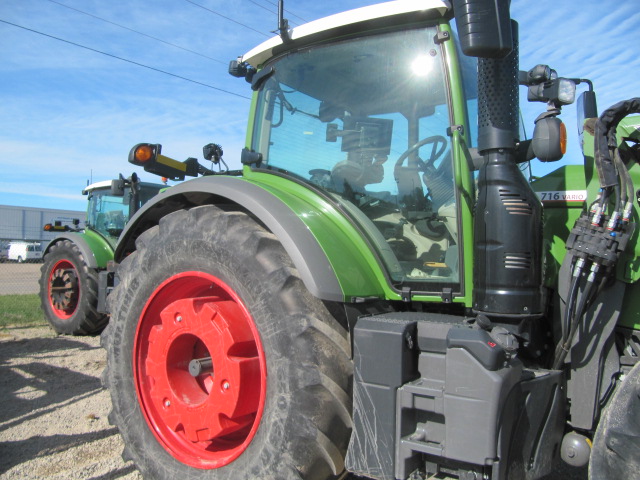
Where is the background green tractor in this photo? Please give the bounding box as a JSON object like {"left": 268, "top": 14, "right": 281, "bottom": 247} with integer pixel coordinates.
{"left": 39, "top": 174, "right": 164, "bottom": 335}
{"left": 101, "top": 1, "right": 640, "bottom": 479}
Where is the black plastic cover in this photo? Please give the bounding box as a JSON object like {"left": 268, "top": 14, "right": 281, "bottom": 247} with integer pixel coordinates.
{"left": 473, "top": 151, "right": 544, "bottom": 316}
{"left": 446, "top": 326, "right": 506, "bottom": 371}
{"left": 241, "top": 147, "right": 263, "bottom": 166}
{"left": 416, "top": 313, "right": 465, "bottom": 352}
{"left": 346, "top": 315, "right": 418, "bottom": 480}
{"left": 452, "top": 0, "right": 513, "bottom": 58}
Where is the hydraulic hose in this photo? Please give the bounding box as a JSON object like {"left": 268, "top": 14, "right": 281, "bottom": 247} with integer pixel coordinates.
{"left": 557, "top": 98, "right": 640, "bottom": 370}
{"left": 613, "top": 149, "right": 628, "bottom": 205}
{"left": 594, "top": 97, "right": 640, "bottom": 189}
{"left": 553, "top": 262, "right": 600, "bottom": 370}
{"left": 553, "top": 258, "right": 584, "bottom": 367}
{"left": 562, "top": 258, "right": 584, "bottom": 344}
{"left": 615, "top": 147, "right": 636, "bottom": 223}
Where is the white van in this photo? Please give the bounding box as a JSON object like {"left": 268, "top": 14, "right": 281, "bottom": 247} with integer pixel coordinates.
{"left": 8, "top": 242, "right": 43, "bottom": 263}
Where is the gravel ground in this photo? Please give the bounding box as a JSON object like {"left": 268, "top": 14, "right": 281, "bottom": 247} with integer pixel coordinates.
{"left": 0, "top": 326, "right": 587, "bottom": 480}
{"left": 0, "top": 326, "right": 141, "bottom": 480}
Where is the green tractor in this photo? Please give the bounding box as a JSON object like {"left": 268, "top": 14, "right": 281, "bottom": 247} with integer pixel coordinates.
{"left": 101, "top": 1, "right": 640, "bottom": 479}
{"left": 40, "top": 174, "right": 164, "bottom": 335}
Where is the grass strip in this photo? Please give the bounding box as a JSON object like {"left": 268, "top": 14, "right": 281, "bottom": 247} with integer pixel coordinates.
{"left": 0, "top": 294, "right": 46, "bottom": 328}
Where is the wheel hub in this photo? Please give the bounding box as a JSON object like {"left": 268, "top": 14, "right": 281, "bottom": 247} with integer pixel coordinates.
{"left": 134, "top": 273, "right": 266, "bottom": 469}
{"left": 48, "top": 260, "right": 79, "bottom": 317}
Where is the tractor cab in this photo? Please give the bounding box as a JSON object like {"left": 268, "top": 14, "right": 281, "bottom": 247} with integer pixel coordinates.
{"left": 239, "top": 3, "right": 477, "bottom": 297}
{"left": 83, "top": 177, "right": 164, "bottom": 245}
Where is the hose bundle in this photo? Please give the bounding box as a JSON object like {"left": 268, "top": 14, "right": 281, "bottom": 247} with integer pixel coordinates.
{"left": 552, "top": 98, "right": 640, "bottom": 369}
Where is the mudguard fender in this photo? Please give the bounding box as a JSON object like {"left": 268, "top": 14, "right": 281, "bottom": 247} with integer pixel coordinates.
{"left": 114, "top": 176, "right": 345, "bottom": 302}
{"left": 44, "top": 232, "right": 112, "bottom": 269}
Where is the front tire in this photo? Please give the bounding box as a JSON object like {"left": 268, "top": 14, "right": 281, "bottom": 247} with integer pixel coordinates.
{"left": 39, "top": 239, "right": 108, "bottom": 335}
{"left": 102, "top": 205, "right": 352, "bottom": 479}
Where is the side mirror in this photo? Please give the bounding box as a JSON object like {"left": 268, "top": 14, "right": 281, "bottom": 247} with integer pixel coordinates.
{"left": 577, "top": 90, "right": 598, "bottom": 132}
{"left": 577, "top": 91, "right": 598, "bottom": 153}
{"left": 326, "top": 123, "right": 339, "bottom": 142}
{"left": 110, "top": 179, "right": 125, "bottom": 196}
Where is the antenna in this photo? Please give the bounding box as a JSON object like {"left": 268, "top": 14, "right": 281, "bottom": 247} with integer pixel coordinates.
{"left": 278, "top": 0, "right": 291, "bottom": 43}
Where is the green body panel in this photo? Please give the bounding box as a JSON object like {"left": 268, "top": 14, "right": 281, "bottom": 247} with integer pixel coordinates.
{"left": 531, "top": 165, "right": 587, "bottom": 288}
{"left": 77, "top": 229, "right": 115, "bottom": 268}
{"left": 243, "top": 170, "right": 390, "bottom": 299}
{"left": 618, "top": 115, "right": 640, "bottom": 141}
{"left": 619, "top": 283, "right": 640, "bottom": 330}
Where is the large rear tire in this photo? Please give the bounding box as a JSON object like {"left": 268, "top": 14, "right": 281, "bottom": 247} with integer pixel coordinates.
{"left": 589, "top": 361, "right": 640, "bottom": 479}
{"left": 39, "top": 239, "right": 108, "bottom": 335}
{"left": 102, "top": 205, "right": 352, "bottom": 479}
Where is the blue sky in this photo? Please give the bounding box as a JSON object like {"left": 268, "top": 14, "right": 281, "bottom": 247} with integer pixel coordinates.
{"left": 1, "top": 0, "right": 639, "bottom": 211}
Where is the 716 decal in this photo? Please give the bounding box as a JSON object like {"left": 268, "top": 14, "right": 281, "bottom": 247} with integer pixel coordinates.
{"left": 536, "top": 190, "right": 587, "bottom": 203}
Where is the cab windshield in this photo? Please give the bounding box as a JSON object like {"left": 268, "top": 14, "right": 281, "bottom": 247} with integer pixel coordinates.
{"left": 252, "top": 26, "right": 460, "bottom": 291}
{"left": 87, "top": 184, "right": 163, "bottom": 241}
{"left": 87, "top": 189, "right": 130, "bottom": 240}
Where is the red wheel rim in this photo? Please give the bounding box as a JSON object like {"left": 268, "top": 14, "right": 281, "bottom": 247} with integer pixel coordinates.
{"left": 134, "top": 272, "right": 267, "bottom": 469}
{"left": 48, "top": 259, "right": 79, "bottom": 319}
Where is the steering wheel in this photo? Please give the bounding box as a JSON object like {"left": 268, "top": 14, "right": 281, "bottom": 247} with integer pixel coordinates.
{"left": 394, "top": 135, "right": 448, "bottom": 171}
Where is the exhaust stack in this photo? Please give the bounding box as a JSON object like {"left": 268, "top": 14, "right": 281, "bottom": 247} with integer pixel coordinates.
{"left": 453, "top": 2, "right": 544, "bottom": 318}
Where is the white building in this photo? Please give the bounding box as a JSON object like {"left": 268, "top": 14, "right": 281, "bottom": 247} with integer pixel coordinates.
{"left": 0, "top": 204, "right": 86, "bottom": 246}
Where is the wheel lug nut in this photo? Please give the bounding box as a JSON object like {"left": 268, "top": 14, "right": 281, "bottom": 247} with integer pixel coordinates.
{"left": 164, "top": 400, "right": 171, "bottom": 407}
{"left": 223, "top": 381, "right": 230, "bottom": 390}
{"left": 176, "top": 315, "right": 182, "bottom": 323}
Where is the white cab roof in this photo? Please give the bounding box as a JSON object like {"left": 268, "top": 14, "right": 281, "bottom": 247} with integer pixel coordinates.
{"left": 83, "top": 180, "right": 112, "bottom": 194}
{"left": 241, "top": 0, "right": 450, "bottom": 67}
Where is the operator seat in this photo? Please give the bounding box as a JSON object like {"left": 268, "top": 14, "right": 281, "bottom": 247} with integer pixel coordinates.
{"left": 331, "top": 155, "right": 385, "bottom": 195}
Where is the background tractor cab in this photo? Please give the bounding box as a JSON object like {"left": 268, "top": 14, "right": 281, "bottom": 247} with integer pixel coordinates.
{"left": 82, "top": 174, "right": 165, "bottom": 246}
